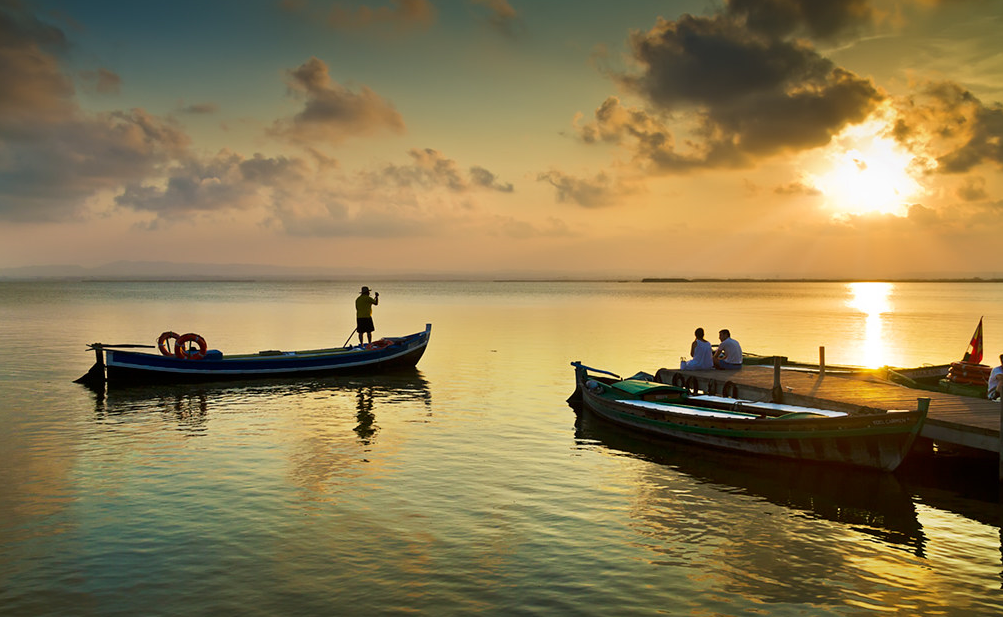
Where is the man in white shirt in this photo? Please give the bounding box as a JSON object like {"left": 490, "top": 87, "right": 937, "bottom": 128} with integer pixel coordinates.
{"left": 713, "top": 329, "right": 743, "bottom": 370}
{"left": 988, "top": 354, "right": 1003, "bottom": 401}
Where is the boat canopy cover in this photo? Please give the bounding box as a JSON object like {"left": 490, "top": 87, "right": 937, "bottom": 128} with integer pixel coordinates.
{"left": 611, "top": 379, "right": 685, "bottom": 397}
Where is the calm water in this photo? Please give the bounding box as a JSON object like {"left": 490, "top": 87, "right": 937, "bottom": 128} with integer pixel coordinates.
{"left": 2, "top": 280, "right": 1003, "bottom": 616}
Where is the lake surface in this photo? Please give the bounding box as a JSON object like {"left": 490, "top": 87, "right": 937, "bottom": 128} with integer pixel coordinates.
{"left": 2, "top": 280, "right": 1003, "bottom": 616}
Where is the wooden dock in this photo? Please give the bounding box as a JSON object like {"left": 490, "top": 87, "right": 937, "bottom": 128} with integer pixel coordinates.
{"left": 658, "top": 365, "right": 1002, "bottom": 455}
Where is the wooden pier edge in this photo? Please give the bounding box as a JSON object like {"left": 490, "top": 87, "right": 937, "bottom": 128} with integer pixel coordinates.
{"left": 655, "top": 364, "right": 1003, "bottom": 478}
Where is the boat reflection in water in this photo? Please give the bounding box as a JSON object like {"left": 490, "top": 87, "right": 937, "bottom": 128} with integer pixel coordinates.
{"left": 571, "top": 403, "right": 925, "bottom": 557}
{"left": 89, "top": 370, "right": 433, "bottom": 443}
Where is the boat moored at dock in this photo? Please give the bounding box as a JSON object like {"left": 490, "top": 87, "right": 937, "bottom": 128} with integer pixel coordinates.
{"left": 570, "top": 361, "right": 928, "bottom": 471}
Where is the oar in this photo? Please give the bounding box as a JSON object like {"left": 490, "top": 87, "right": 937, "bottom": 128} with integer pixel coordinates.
{"left": 342, "top": 328, "right": 358, "bottom": 347}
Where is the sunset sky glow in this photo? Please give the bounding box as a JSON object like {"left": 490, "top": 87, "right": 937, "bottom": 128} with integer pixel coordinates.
{"left": 2, "top": 0, "right": 1003, "bottom": 278}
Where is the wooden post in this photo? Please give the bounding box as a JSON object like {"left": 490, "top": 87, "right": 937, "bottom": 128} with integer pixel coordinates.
{"left": 819, "top": 346, "right": 825, "bottom": 377}
{"left": 771, "top": 356, "right": 784, "bottom": 403}
{"left": 73, "top": 343, "right": 105, "bottom": 388}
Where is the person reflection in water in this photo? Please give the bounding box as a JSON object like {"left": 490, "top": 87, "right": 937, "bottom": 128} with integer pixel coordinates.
{"left": 681, "top": 328, "right": 714, "bottom": 370}
{"left": 355, "top": 386, "right": 378, "bottom": 444}
{"left": 713, "top": 329, "right": 743, "bottom": 370}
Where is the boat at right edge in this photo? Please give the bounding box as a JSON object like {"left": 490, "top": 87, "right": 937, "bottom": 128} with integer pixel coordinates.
{"left": 570, "top": 362, "right": 928, "bottom": 472}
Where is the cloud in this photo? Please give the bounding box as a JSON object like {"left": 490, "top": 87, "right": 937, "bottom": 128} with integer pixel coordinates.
{"left": 622, "top": 13, "right": 882, "bottom": 157}
{"left": 109, "top": 145, "right": 520, "bottom": 239}
{"left": 957, "top": 177, "right": 987, "bottom": 202}
{"left": 375, "top": 148, "right": 513, "bottom": 192}
{"left": 775, "top": 179, "right": 822, "bottom": 196}
{"left": 180, "top": 102, "right": 219, "bottom": 115}
{"left": 726, "top": 0, "right": 873, "bottom": 41}
{"left": 536, "top": 170, "right": 634, "bottom": 208}
{"left": 80, "top": 68, "right": 121, "bottom": 95}
{"left": 891, "top": 80, "right": 1003, "bottom": 174}
{"left": 0, "top": 3, "right": 74, "bottom": 131}
{"left": 325, "top": 0, "right": 436, "bottom": 33}
{"left": 572, "top": 4, "right": 883, "bottom": 177}
{"left": 0, "top": 3, "right": 197, "bottom": 222}
{"left": 469, "top": 165, "right": 514, "bottom": 192}
{"left": 574, "top": 97, "right": 727, "bottom": 171}
{"left": 471, "top": 0, "right": 524, "bottom": 38}
{"left": 111, "top": 147, "right": 446, "bottom": 238}
{"left": 114, "top": 150, "right": 310, "bottom": 217}
{"left": 270, "top": 56, "right": 405, "bottom": 145}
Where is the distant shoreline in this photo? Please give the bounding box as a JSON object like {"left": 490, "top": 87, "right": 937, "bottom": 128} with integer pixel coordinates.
{"left": 2, "top": 276, "right": 1002, "bottom": 284}
{"left": 639, "top": 277, "right": 1003, "bottom": 283}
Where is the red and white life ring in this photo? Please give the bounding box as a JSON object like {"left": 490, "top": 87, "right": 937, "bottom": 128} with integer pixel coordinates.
{"left": 157, "top": 331, "right": 180, "bottom": 357}
{"left": 175, "top": 332, "right": 208, "bottom": 360}
{"left": 365, "top": 338, "right": 394, "bottom": 351}
{"left": 948, "top": 361, "right": 990, "bottom": 384}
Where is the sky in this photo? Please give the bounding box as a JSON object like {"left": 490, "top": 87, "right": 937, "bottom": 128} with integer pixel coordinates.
{"left": 2, "top": 0, "right": 1003, "bottom": 279}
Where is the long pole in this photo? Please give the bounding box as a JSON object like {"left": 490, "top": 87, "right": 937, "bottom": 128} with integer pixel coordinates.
{"left": 343, "top": 328, "right": 358, "bottom": 348}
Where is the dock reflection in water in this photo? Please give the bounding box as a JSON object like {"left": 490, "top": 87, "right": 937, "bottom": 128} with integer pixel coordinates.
{"left": 572, "top": 403, "right": 925, "bottom": 545}
{"left": 572, "top": 405, "right": 939, "bottom": 608}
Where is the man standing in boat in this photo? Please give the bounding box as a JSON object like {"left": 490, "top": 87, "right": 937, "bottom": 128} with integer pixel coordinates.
{"left": 713, "top": 329, "right": 743, "bottom": 370}
{"left": 356, "top": 286, "right": 379, "bottom": 346}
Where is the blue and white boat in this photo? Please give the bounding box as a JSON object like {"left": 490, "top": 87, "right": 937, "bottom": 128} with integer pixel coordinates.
{"left": 77, "top": 324, "right": 431, "bottom": 387}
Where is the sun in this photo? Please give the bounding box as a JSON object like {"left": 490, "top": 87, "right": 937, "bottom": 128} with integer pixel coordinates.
{"left": 809, "top": 117, "right": 925, "bottom": 217}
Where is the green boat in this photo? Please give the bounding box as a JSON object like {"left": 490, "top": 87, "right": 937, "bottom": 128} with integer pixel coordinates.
{"left": 570, "top": 362, "right": 928, "bottom": 472}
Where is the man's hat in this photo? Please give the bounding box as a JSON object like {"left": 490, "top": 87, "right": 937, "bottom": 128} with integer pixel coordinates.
{"left": 361, "top": 286, "right": 370, "bottom": 293}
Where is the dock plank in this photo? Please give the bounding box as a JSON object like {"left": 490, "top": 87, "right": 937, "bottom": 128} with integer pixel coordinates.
{"left": 661, "top": 365, "right": 1003, "bottom": 453}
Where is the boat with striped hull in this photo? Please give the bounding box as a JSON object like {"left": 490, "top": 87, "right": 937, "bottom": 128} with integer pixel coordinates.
{"left": 570, "top": 361, "right": 927, "bottom": 471}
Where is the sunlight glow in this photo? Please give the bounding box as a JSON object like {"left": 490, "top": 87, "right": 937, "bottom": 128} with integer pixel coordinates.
{"left": 846, "top": 282, "right": 893, "bottom": 368}
{"left": 811, "top": 116, "right": 924, "bottom": 217}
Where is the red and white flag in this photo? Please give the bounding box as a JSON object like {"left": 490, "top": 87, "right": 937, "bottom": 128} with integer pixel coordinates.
{"left": 962, "top": 317, "right": 984, "bottom": 364}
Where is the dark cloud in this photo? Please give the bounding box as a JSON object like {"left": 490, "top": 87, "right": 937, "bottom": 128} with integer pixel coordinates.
{"left": 375, "top": 148, "right": 513, "bottom": 192}
{"left": 726, "top": 0, "right": 873, "bottom": 41}
{"left": 115, "top": 150, "right": 309, "bottom": 216}
{"left": 893, "top": 81, "right": 1003, "bottom": 173}
{"left": 0, "top": 108, "right": 191, "bottom": 221}
{"left": 270, "top": 56, "right": 405, "bottom": 145}
{"left": 325, "top": 0, "right": 435, "bottom": 33}
{"left": 0, "top": 3, "right": 196, "bottom": 221}
{"left": 0, "top": 3, "right": 74, "bottom": 132}
{"left": 574, "top": 5, "right": 883, "bottom": 175}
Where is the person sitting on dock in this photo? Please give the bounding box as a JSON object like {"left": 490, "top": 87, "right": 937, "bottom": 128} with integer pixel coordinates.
{"left": 713, "top": 329, "right": 743, "bottom": 370}
{"left": 356, "top": 286, "right": 379, "bottom": 346}
{"left": 681, "top": 328, "right": 714, "bottom": 370}
{"left": 989, "top": 354, "right": 1003, "bottom": 401}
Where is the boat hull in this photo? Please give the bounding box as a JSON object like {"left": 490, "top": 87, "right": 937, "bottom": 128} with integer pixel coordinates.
{"left": 104, "top": 325, "right": 430, "bottom": 386}
{"left": 573, "top": 365, "right": 925, "bottom": 471}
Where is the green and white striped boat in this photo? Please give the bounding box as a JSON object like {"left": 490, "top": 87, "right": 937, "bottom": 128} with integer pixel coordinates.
{"left": 570, "top": 362, "right": 928, "bottom": 471}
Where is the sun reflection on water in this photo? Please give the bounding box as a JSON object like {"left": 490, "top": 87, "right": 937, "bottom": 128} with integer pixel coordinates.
{"left": 846, "top": 282, "right": 893, "bottom": 368}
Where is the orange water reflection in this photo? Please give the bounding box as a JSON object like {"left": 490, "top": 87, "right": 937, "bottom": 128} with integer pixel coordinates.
{"left": 846, "top": 282, "right": 893, "bottom": 368}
